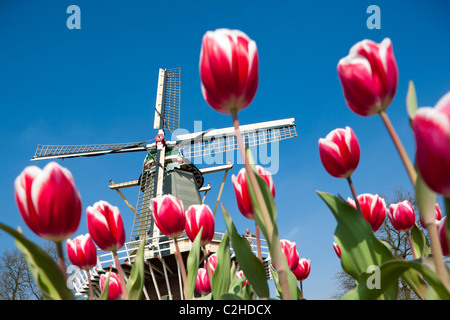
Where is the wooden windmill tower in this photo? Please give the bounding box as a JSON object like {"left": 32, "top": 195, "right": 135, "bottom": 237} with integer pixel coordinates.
{"left": 31, "top": 68, "right": 298, "bottom": 299}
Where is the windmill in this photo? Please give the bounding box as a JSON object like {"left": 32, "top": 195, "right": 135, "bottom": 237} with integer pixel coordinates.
{"left": 31, "top": 67, "right": 298, "bottom": 299}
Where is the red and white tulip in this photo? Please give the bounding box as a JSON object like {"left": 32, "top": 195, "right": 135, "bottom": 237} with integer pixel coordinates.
{"left": 200, "top": 28, "right": 259, "bottom": 114}
{"left": 348, "top": 193, "right": 386, "bottom": 232}
{"left": 318, "top": 126, "right": 360, "bottom": 179}
{"left": 185, "top": 204, "right": 215, "bottom": 246}
{"left": 100, "top": 272, "right": 123, "bottom": 300}
{"left": 337, "top": 38, "right": 398, "bottom": 116}
{"left": 151, "top": 195, "right": 185, "bottom": 239}
{"left": 195, "top": 268, "right": 211, "bottom": 295}
{"left": 292, "top": 258, "right": 311, "bottom": 282}
{"left": 232, "top": 165, "right": 275, "bottom": 220}
{"left": 412, "top": 92, "right": 450, "bottom": 197}
{"left": 66, "top": 233, "right": 97, "bottom": 271}
{"left": 14, "top": 162, "right": 82, "bottom": 242}
{"left": 86, "top": 200, "right": 126, "bottom": 252}
{"left": 388, "top": 200, "right": 416, "bottom": 232}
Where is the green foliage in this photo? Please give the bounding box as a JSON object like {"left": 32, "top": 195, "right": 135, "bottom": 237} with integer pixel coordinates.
{"left": 317, "top": 191, "right": 450, "bottom": 300}
{"left": 126, "top": 238, "right": 146, "bottom": 300}
{"left": 0, "top": 222, "right": 74, "bottom": 300}
{"left": 186, "top": 227, "right": 203, "bottom": 300}
{"left": 222, "top": 204, "right": 270, "bottom": 298}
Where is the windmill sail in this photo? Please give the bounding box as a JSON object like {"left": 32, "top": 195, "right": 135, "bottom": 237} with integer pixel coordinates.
{"left": 31, "top": 141, "right": 151, "bottom": 161}
{"left": 153, "top": 68, "right": 181, "bottom": 133}
{"left": 174, "top": 118, "right": 297, "bottom": 159}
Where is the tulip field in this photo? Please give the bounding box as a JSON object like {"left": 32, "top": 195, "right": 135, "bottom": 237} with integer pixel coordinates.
{"left": 0, "top": 2, "right": 449, "bottom": 305}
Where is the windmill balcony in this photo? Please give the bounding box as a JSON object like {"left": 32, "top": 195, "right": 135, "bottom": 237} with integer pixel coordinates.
{"left": 69, "top": 231, "right": 271, "bottom": 299}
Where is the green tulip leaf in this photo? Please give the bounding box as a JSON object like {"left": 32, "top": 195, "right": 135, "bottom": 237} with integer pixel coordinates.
{"left": 0, "top": 222, "right": 74, "bottom": 300}
{"left": 126, "top": 237, "right": 146, "bottom": 300}
{"left": 317, "top": 191, "right": 398, "bottom": 299}
{"left": 212, "top": 232, "right": 231, "bottom": 300}
{"left": 186, "top": 227, "right": 202, "bottom": 300}
{"left": 344, "top": 258, "right": 450, "bottom": 300}
{"left": 222, "top": 204, "right": 270, "bottom": 298}
{"left": 99, "top": 270, "right": 111, "bottom": 300}
{"left": 406, "top": 80, "right": 418, "bottom": 122}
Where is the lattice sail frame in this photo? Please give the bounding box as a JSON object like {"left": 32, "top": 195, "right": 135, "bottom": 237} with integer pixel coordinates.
{"left": 153, "top": 68, "right": 181, "bottom": 133}
{"left": 175, "top": 118, "right": 297, "bottom": 159}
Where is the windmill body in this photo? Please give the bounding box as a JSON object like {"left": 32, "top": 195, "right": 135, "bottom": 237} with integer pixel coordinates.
{"left": 31, "top": 68, "right": 297, "bottom": 299}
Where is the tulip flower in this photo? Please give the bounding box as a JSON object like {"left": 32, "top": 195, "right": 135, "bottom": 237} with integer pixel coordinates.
{"left": 231, "top": 165, "right": 275, "bottom": 220}
{"left": 420, "top": 204, "right": 442, "bottom": 229}
{"left": 14, "top": 161, "right": 82, "bottom": 243}
{"left": 438, "top": 217, "right": 449, "bottom": 257}
{"left": 199, "top": 28, "right": 259, "bottom": 115}
{"left": 388, "top": 200, "right": 416, "bottom": 232}
{"left": 318, "top": 127, "right": 360, "bottom": 179}
{"left": 292, "top": 258, "right": 311, "bottom": 282}
{"left": 337, "top": 38, "right": 398, "bottom": 117}
{"left": 67, "top": 233, "right": 97, "bottom": 299}
{"left": 204, "top": 253, "right": 218, "bottom": 275}
{"left": 86, "top": 201, "right": 125, "bottom": 252}
{"left": 151, "top": 194, "right": 185, "bottom": 239}
{"left": 185, "top": 204, "right": 215, "bottom": 246}
{"left": 338, "top": 38, "right": 417, "bottom": 185}
{"left": 348, "top": 193, "right": 386, "bottom": 232}
{"left": 152, "top": 194, "right": 188, "bottom": 298}
{"left": 278, "top": 239, "right": 299, "bottom": 272}
{"left": 236, "top": 270, "right": 250, "bottom": 287}
{"left": 333, "top": 241, "right": 342, "bottom": 259}
{"left": 100, "top": 272, "right": 123, "bottom": 300}
{"left": 412, "top": 92, "right": 450, "bottom": 197}
{"left": 195, "top": 268, "right": 211, "bottom": 295}
{"left": 66, "top": 234, "right": 97, "bottom": 271}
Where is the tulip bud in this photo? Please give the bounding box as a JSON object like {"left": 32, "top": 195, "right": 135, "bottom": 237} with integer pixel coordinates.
{"left": 279, "top": 239, "right": 299, "bottom": 272}
{"left": 438, "top": 217, "right": 449, "bottom": 257}
{"left": 337, "top": 38, "right": 398, "bottom": 117}
{"left": 66, "top": 234, "right": 97, "bottom": 271}
{"left": 231, "top": 165, "right": 275, "bottom": 220}
{"left": 86, "top": 201, "right": 126, "bottom": 252}
{"left": 151, "top": 195, "right": 185, "bottom": 239}
{"left": 318, "top": 127, "right": 360, "bottom": 179}
{"left": 205, "top": 253, "right": 218, "bottom": 275}
{"left": 333, "top": 241, "right": 342, "bottom": 259}
{"left": 412, "top": 92, "right": 450, "bottom": 197}
{"left": 236, "top": 270, "right": 250, "bottom": 287}
{"left": 419, "top": 204, "right": 442, "bottom": 229}
{"left": 195, "top": 268, "right": 211, "bottom": 295}
{"left": 100, "top": 272, "right": 123, "bottom": 300}
{"left": 14, "top": 162, "right": 82, "bottom": 243}
{"left": 388, "top": 200, "right": 416, "bottom": 232}
{"left": 185, "top": 204, "right": 215, "bottom": 246}
{"left": 199, "top": 28, "right": 259, "bottom": 114}
{"left": 348, "top": 193, "right": 386, "bottom": 232}
{"left": 292, "top": 258, "right": 311, "bottom": 282}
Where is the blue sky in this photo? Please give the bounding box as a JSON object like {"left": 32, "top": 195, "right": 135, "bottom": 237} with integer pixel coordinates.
{"left": 0, "top": 1, "right": 449, "bottom": 300}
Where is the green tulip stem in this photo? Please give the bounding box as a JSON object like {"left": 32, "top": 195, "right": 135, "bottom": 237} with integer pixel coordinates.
{"left": 174, "top": 238, "right": 189, "bottom": 300}
{"left": 202, "top": 246, "right": 214, "bottom": 292}
{"left": 379, "top": 111, "right": 417, "bottom": 187}
{"left": 87, "top": 269, "right": 94, "bottom": 300}
{"left": 346, "top": 176, "right": 363, "bottom": 217}
{"left": 55, "top": 241, "right": 67, "bottom": 280}
{"left": 255, "top": 222, "right": 262, "bottom": 261}
{"left": 426, "top": 221, "right": 450, "bottom": 292}
{"left": 112, "top": 250, "right": 128, "bottom": 300}
{"left": 407, "top": 232, "right": 418, "bottom": 260}
{"left": 231, "top": 109, "right": 292, "bottom": 300}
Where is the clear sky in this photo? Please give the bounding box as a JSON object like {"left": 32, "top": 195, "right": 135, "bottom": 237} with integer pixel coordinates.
{"left": 0, "top": 0, "right": 449, "bottom": 300}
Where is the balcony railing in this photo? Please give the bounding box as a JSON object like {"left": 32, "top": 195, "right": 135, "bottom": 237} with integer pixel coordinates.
{"left": 69, "top": 231, "right": 270, "bottom": 297}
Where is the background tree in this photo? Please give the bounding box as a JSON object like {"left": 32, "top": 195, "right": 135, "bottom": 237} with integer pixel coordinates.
{"left": 0, "top": 241, "right": 60, "bottom": 300}
{"left": 332, "top": 186, "right": 447, "bottom": 300}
